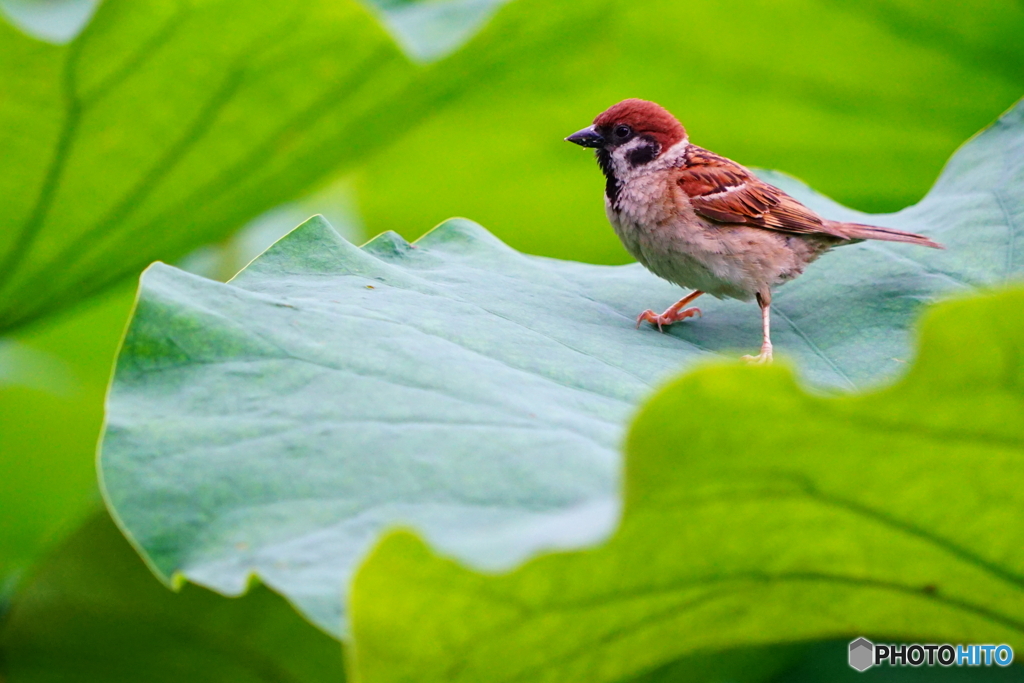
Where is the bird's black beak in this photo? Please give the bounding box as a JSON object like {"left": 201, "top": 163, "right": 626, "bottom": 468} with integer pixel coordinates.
{"left": 565, "top": 125, "right": 605, "bottom": 148}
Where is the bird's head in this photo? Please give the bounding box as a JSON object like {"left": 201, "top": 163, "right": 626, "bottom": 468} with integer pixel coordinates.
{"left": 565, "top": 99, "right": 687, "bottom": 175}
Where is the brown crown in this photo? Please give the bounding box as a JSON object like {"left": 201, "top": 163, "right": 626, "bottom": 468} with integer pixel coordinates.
{"left": 594, "top": 99, "right": 687, "bottom": 149}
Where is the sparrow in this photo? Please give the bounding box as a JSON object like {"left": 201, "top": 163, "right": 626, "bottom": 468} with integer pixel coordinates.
{"left": 566, "top": 99, "right": 942, "bottom": 363}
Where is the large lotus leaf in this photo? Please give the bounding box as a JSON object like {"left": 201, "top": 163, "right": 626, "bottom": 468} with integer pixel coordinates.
{"left": 0, "top": 0, "right": 417, "bottom": 334}
{"left": 349, "top": 283, "right": 1024, "bottom": 683}
{"left": 353, "top": 0, "right": 1024, "bottom": 265}
{"left": 101, "top": 100, "right": 1024, "bottom": 638}
{"left": 0, "top": 510, "right": 347, "bottom": 683}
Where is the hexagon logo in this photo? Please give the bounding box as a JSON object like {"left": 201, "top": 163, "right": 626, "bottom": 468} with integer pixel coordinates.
{"left": 849, "top": 638, "right": 874, "bottom": 672}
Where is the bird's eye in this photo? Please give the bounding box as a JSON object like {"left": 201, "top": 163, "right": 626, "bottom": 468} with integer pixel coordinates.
{"left": 614, "top": 125, "right": 632, "bottom": 139}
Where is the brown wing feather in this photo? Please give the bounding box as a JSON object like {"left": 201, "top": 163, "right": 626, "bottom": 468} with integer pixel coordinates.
{"left": 678, "top": 147, "right": 849, "bottom": 239}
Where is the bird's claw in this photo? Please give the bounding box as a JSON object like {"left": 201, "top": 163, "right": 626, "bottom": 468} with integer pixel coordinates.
{"left": 635, "top": 310, "right": 658, "bottom": 330}
{"left": 635, "top": 307, "right": 702, "bottom": 331}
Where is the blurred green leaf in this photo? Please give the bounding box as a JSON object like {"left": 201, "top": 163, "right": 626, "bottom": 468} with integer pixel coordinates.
{"left": 0, "top": 510, "right": 346, "bottom": 683}
{"left": 0, "top": 340, "right": 77, "bottom": 395}
{"left": 99, "top": 100, "right": 1022, "bottom": 638}
{"left": 0, "top": 0, "right": 415, "bottom": 334}
{"left": 0, "top": 286, "right": 135, "bottom": 586}
{"left": 349, "top": 284, "right": 1024, "bottom": 683}
{"left": 353, "top": 0, "right": 1024, "bottom": 265}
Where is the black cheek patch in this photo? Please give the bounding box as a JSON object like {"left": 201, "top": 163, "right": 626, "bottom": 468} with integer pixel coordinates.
{"left": 626, "top": 141, "right": 659, "bottom": 167}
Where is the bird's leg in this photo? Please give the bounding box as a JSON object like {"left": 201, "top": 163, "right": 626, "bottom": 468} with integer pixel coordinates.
{"left": 742, "top": 292, "right": 773, "bottom": 364}
{"left": 636, "top": 290, "right": 704, "bottom": 331}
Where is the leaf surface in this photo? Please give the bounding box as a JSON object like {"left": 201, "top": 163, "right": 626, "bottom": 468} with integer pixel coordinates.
{"left": 100, "top": 101, "right": 1024, "bottom": 636}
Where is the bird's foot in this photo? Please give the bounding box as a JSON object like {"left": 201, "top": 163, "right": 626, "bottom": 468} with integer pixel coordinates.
{"left": 636, "top": 306, "right": 702, "bottom": 331}
{"left": 742, "top": 343, "right": 773, "bottom": 364}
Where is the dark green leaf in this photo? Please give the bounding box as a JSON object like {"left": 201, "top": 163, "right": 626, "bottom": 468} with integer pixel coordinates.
{"left": 0, "top": 510, "right": 346, "bottom": 683}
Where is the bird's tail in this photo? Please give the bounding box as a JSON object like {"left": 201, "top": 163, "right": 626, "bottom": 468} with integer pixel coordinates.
{"left": 830, "top": 221, "right": 943, "bottom": 249}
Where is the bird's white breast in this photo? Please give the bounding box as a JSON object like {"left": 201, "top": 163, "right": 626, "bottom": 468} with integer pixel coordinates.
{"left": 607, "top": 164, "right": 793, "bottom": 302}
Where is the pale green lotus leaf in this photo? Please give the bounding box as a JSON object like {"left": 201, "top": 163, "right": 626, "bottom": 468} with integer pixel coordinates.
{"left": 101, "top": 101, "right": 1023, "bottom": 636}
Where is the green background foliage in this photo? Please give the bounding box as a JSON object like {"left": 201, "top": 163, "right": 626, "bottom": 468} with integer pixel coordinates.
{"left": 0, "top": 0, "right": 414, "bottom": 334}
{"left": 354, "top": 0, "right": 1024, "bottom": 264}
{"left": 1, "top": 0, "right": 1023, "bottom": 679}
{"left": 0, "top": 287, "right": 133, "bottom": 586}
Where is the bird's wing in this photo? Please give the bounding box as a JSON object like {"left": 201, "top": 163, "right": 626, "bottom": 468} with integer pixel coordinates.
{"left": 676, "top": 146, "right": 849, "bottom": 238}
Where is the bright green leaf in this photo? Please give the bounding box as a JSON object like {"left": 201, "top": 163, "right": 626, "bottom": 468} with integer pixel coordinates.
{"left": 349, "top": 284, "right": 1024, "bottom": 683}
{"left": 0, "top": 510, "right": 346, "bottom": 683}
{"left": 100, "top": 101, "right": 1023, "bottom": 637}
{"left": 354, "top": 0, "right": 1024, "bottom": 264}
{"left": 0, "top": 0, "right": 415, "bottom": 334}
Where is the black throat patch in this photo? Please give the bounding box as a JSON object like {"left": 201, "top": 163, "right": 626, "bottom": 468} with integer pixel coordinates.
{"left": 626, "top": 139, "right": 659, "bottom": 168}
{"left": 596, "top": 148, "right": 620, "bottom": 204}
